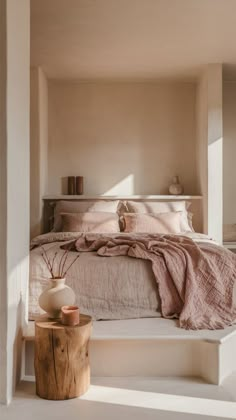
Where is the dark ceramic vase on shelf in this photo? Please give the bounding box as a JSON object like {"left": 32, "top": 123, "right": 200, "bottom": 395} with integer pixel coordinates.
{"left": 68, "top": 176, "right": 76, "bottom": 195}
{"left": 76, "top": 176, "right": 84, "bottom": 195}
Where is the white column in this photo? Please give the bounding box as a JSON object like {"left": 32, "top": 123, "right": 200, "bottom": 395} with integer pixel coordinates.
{"left": 207, "top": 64, "right": 223, "bottom": 244}
{"left": 0, "top": 0, "right": 30, "bottom": 404}
{"left": 30, "top": 67, "right": 48, "bottom": 238}
{"left": 196, "top": 64, "right": 223, "bottom": 243}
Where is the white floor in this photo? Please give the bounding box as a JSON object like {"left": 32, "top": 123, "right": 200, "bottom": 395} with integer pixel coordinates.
{"left": 1, "top": 376, "right": 236, "bottom": 420}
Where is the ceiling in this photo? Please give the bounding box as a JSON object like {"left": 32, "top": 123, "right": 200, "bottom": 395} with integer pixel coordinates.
{"left": 30, "top": 0, "right": 236, "bottom": 81}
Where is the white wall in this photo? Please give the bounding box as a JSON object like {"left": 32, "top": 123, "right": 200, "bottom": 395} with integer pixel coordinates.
{"left": 0, "top": 0, "right": 30, "bottom": 404}
{"left": 207, "top": 64, "right": 223, "bottom": 244}
{"left": 30, "top": 67, "right": 48, "bottom": 238}
{"left": 48, "top": 81, "right": 197, "bottom": 196}
{"left": 223, "top": 81, "right": 236, "bottom": 225}
{"left": 196, "top": 64, "right": 223, "bottom": 243}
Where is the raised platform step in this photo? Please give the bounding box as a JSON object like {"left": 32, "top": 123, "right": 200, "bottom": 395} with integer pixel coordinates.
{"left": 22, "top": 318, "right": 236, "bottom": 385}
{"left": 24, "top": 318, "right": 236, "bottom": 343}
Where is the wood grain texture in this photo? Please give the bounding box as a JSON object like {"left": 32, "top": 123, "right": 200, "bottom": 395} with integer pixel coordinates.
{"left": 34, "top": 314, "right": 92, "bottom": 400}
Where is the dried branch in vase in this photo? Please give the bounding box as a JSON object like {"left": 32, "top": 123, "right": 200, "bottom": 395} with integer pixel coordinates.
{"left": 40, "top": 246, "right": 80, "bottom": 278}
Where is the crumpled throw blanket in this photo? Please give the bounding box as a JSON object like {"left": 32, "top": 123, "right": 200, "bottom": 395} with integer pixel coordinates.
{"left": 62, "top": 233, "right": 236, "bottom": 330}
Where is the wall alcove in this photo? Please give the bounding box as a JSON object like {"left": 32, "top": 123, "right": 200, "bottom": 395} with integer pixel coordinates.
{"left": 30, "top": 64, "right": 223, "bottom": 243}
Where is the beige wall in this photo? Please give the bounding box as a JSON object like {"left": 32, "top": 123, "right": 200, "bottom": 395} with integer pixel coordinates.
{"left": 30, "top": 67, "right": 48, "bottom": 238}
{"left": 223, "top": 81, "right": 236, "bottom": 225}
{"left": 48, "top": 81, "right": 197, "bottom": 196}
{"left": 0, "top": 0, "right": 8, "bottom": 404}
{"left": 196, "top": 71, "right": 208, "bottom": 234}
{"left": 0, "top": 0, "right": 30, "bottom": 404}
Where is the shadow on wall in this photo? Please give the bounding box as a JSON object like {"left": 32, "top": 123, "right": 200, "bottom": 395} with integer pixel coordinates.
{"left": 13, "top": 298, "right": 25, "bottom": 393}
{"left": 6, "top": 253, "right": 29, "bottom": 403}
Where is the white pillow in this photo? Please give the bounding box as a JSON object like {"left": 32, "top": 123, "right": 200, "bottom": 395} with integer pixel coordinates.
{"left": 53, "top": 200, "right": 120, "bottom": 232}
{"left": 125, "top": 200, "right": 193, "bottom": 232}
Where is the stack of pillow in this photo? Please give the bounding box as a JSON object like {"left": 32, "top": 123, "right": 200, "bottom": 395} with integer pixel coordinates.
{"left": 52, "top": 200, "right": 194, "bottom": 234}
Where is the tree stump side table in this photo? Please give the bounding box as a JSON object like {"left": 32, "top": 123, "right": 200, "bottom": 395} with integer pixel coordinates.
{"left": 34, "top": 314, "right": 92, "bottom": 400}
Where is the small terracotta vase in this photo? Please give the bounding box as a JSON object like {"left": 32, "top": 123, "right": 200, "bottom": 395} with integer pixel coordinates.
{"left": 61, "top": 305, "right": 80, "bottom": 326}
{"left": 169, "top": 176, "right": 184, "bottom": 195}
{"left": 39, "top": 278, "right": 76, "bottom": 319}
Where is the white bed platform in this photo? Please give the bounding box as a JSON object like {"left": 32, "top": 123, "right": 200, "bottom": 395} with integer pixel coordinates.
{"left": 22, "top": 318, "right": 236, "bottom": 385}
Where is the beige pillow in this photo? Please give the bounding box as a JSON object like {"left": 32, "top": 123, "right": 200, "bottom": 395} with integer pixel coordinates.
{"left": 125, "top": 200, "right": 190, "bottom": 213}
{"left": 61, "top": 212, "right": 120, "bottom": 233}
{"left": 53, "top": 200, "right": 120, "bottom": 231}
{"left": 125, "top": 200, "right": 193, "bottom": 232}
{"left": 123, "top": 212, "right": 182, "bottom": 234}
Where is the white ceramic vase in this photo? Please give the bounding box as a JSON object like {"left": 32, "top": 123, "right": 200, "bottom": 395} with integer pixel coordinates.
{"left": 169, "top": 175, "right": 183, "bottom": 195}
{"left": 39, "top": 278, "right": 76, "bottom": 319}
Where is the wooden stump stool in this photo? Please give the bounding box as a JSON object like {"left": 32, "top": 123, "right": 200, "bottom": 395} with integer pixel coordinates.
{"left": 34, "top": 314, "right": 92, "bottom": 400}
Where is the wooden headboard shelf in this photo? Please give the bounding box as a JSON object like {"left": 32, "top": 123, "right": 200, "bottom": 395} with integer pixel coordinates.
{"left": 43, "top": 195, "right": 202, "bottom": 200}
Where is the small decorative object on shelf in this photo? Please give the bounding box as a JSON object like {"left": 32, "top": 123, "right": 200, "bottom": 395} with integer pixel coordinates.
{"left": 68, "top": 176, "right": 76, "bottom": 195}
{"left": 76, "top": 176, "right": 84, "bottom": 195}
{"left": 169, "top": 175, "right": 184, "bottom": 195}
{"left": 34, "top": 314, "right": 92, "bottom": 400}
{"left": 38, "top": 246, "right": 79, "bottom": 318}
{"left": 61, "top": 305, "right": 80, "bottom": 326}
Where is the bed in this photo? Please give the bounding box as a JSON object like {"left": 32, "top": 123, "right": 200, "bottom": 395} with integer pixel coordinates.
{"left": 29, "top": 197, "right": 236, "bottom": 329}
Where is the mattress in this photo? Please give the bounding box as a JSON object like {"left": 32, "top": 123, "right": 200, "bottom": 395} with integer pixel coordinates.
{"left": 29, "top": 235, "right": 161, "bottom": 320}
{"left": 29, "top": 231, "right": 234, "bottom": 321}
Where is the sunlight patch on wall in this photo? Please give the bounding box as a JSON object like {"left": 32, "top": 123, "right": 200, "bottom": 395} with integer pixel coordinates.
{"left": 208, "top": 136, "right": 223, "bottom": 244}
{"left": 102, "top": 174, "right": 134, "bottom": 196}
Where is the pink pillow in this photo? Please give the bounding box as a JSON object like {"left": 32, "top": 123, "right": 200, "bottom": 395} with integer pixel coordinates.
{"left": 61, "top": 212, "right": 120, "bottom": 233}
{"left": 123, "top": 212, "right": 182, "bottom": 234}
{"left": 125, "top": 200, "right": 193, "bottom": 232}
{"left": 53, "top": 200, "right": 120, "bottom": 231}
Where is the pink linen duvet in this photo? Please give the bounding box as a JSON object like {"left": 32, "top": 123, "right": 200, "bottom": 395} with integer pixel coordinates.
{"left": 65, "top": 233, "right": 236, "bottom": 330}
{"left": 30, "top": 232, "right": 236, "bottom": 330}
